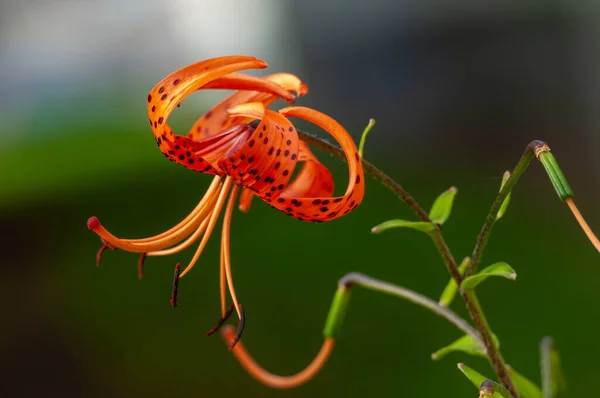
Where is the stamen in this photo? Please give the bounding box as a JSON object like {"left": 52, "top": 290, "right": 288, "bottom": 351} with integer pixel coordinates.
{"left": 88, "top": 177, "right": 223, "bottom": 253}
{"left": 147, "top": 217, "right": 210, "bottom": 257}
{"left": 137, "top": 253, "right": 146, "bottom": 280}
{"left": 220, "top": 236, "right": 227, "bottom": 317}
{"left": 179, "top": 176, "right": 235, "bottom": 278}
{"left": 222, "top": 184, "right": 242, "bottom": 318}
{"left": 565, "top": 197, "right": 600, "bottom": 253}
{"left": 129, "top": 175, "right": 222, "bottom": 243}
{"left": 206, "top": 303, "right": 235, "bottom": 337}
{"left": 170, "top": 263, "right": 181, "bottom": 308}
{"left": 229, "top": 304, "right": 246, "bottom": 351}
{"left": 222, "top": 325, "right": 335, "bottom": 388}
{"left": 96, "top": 240, "right": 114, "bottom": 267}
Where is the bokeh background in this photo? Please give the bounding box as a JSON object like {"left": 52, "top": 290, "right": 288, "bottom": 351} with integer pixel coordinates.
{"left": 2, "top": 1, "right": 599, "bottom": 397}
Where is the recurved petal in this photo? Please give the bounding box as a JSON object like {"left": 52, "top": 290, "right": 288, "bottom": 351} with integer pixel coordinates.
{"left": 275, "top": 106, "right": 365, "bottom": 221}
{"left": 188, "top": 73, "right": 308, "bottom": 142}
{"left": 220, "top": 103, "right": 299, "bottom": 200}
{"left": 147, "top": 56, "right": 267, "bottom": 173}
{"left": 280, "top": 141, "right": 334, "bottom": 198}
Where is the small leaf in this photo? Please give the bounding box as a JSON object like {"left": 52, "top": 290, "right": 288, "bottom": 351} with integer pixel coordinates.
{"left": 358, "top": 118, "right": 376, "bottom": 158}
{"left": 371, "top": 219, "right": 436, "bottom": 234}
{"left": 506, "top": 365, "right": 543, "bottom": 398}
{"left": 432, "top": 333, "right": 499, "bottom": 361}
{"left": 439, "top": 257, "right": 470, "bottom": 307}
{"left": 496, "top": 171, "right": 512, "bottom": 220}
{"left": 457, "top": 363, "right": 512, "bottom": 398}
{"left": 429, "top": 186, "right": 458, "bottom": 225}
{"left": 461, "top": 262, "right": 516, "bottom": 290}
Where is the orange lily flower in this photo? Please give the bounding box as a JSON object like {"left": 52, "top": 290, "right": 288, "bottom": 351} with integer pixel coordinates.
{"left": 87, "top": 55, "right": 364, "bottom": 348}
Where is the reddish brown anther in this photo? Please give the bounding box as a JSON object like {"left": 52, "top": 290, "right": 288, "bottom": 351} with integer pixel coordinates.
{"left": 137, "top": 253, "right": 147, "bottom": 280}
{"left": 206, "top": 303, "right": 236, "bottom": 337}
{"left": 170, "top": 263, "right": 181, "bottom": 308}
{"left": 95, "top": 239, "right": 115, "bottom": 267}
{"left": 228, "top": 304, "right": 245, "bottom": 351}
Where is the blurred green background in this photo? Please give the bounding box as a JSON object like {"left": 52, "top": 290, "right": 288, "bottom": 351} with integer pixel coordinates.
{"left": 2, "top": 1, "right": 600, "bottom": 397}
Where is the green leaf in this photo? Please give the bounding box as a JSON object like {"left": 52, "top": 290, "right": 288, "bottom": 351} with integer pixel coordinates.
{"left": 439, "top": 257, "right": 470, "bottom": 307}
{"left": 461, "top": 262, "right": 516, "bottom": 290}
{"left": 457, "top": 363, "right": 512, "bottom": 398}
{"left": 496, "top": 171, "right": 512, "bottom": 220}
{"left": 506, "top": 365, "right": 543, "bottom": 398}
{"left": 432, "top": 333, "right": 499, "bottom": 361}
{"left": 358, "top": 118, "right": 376, "bottom": 158}
{"left": 428, "top": 186, "right": 458, "bottom": 225}
{"left": 371, "top": 219, "right": 436, "bottom": 235}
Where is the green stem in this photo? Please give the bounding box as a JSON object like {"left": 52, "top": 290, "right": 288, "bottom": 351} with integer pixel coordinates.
{"left": 540, "top": 337, "right": 553, "bottom": 398}
{"left": 463, "top": 291, "right": 513, "bottom": 395}
{"left": 323, "top": 272, "right": 483, "bottom": 348}
{"left": 466, "top": 140, "right": 547, "bottom": 278}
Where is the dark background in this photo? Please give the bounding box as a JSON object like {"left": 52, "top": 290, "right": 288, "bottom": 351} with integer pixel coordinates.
{"left": 2, "top": 1, "right": 599, "bottom": 397}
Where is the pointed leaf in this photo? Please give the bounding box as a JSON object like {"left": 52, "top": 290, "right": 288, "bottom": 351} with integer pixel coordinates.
{"left": 371, "top": 219, "right": 436, "bottom": 235}
{"left": 457, "top": 363, "right": 512, "bottom": 398}
{"left": 429, "top": 186, "right": 458, "bottom": 225}
{"left": 439, "top": 257, "right": 470, "bottom": 307}
{"left": 507, "top": 365, "right": 543, "bottom": 398}
{"left": 496, "top": 171, "right": 512, "bottom": 220}
{"left": 461, "top": 262, "right": 516, "bottom": 290}
{"left": 432, "top": 333, "right": 499, "bottom": 361}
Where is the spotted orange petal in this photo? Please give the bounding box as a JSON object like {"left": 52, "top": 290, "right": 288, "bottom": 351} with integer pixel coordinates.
{"left": 189, "top": 73, "right": 308, "bottom": 142}
{"left": 148, "top": 56, "right": 289, "bottom": 174}
{"left": 274, "top": 106, "right": 365, "bottom": 221}
{"left": 280, "top": 141, "right": 334, "bottom": 199}
{"left": 222, "top": 102, "right": 299, "bottom": 199}
{"left": 237, "top": 141, "right": 332, "bottom": 212}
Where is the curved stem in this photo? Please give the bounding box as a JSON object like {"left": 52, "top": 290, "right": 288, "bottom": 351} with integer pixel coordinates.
{"left": 338, "top": 273, "right": 483, "bottom": 346}
{"left": 222, "top": 272, "right": 482, "bottom": 389}
{"left": 466, "top": 140, "right": 543, "bottom": 278}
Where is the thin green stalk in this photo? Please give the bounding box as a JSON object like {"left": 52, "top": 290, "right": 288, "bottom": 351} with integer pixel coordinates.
{"left": 466, "top": 140, "right": 547, "bottom": 277}
{"left": 540, "top": 338, "right": 553, "bottom": 398}
{"left": 326, "top": 272, "right": 483, "bottom": 346}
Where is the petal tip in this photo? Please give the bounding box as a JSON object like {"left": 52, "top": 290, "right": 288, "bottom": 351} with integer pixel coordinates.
{"left": 256, "top": 59, "right": 268, "bottom": 69}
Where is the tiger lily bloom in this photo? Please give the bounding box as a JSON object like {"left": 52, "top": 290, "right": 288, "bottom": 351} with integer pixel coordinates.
{"left": 87, "top": 55, "right": 365, "bottom": 348}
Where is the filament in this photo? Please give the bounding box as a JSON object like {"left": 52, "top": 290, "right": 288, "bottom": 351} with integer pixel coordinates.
{"left": 222, "top": 326, "right": 335, "bottom": 389}
{"left": 220, "top": 232, "right": 228, "bottom": 317}
{"left": 147, "top": 217, "right": 210, "bottom": 256}
{"left": 222, "top": 184, "right": 241, "bottom": 318}
{"left": 179, "top": 176, "right": 234, "bottom": 278}
{"left": 88, "top": 175, "right": 223, "bottom": 253}
{"left": 129, "top": 175, "right": 222, "bottom": 242}
{"left": 565, "top": 197, "right": 600, "bottom": 253}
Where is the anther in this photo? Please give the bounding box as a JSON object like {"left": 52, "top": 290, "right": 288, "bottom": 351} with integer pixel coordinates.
{"left": 95, "top": 239, "right": 114, "bottom": 267}
{"left": 137, "top": 253, "right": 147, "bottom": 280}
{"left": 206, "top": 303, "right": 236, "bottom": 337}
{"left": 228, "top": 304, "right": 246, "bottom": 351}
{"left": 170, "top": 263, "right": 181, "bottom": 308}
